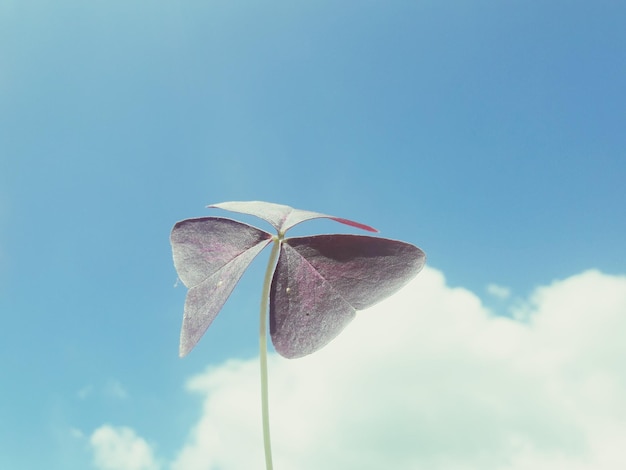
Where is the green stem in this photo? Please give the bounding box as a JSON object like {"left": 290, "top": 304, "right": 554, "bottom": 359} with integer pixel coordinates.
{"left": 260, "top": 236, "right": 281, "bottom": 470}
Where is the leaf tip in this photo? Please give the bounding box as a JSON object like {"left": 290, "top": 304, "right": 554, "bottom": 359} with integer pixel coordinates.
{"left": 179, "top": 341, "right": 192, "bottom": 358}
{"left": 331, "top": 217, "right": 378, "bottom": 233}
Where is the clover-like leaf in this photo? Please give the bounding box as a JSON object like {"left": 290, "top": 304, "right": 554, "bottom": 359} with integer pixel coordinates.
{"left": 210, "top": 200, "right": 377, "bottom": 234}
{"left": 270, "top": 234, "right": 425, "bottom": 358}
{"left": 170, "top": 217, "right": 272, "bottom": 356}
{"left": 171, "top": 201, "right": 426, "bottom": 358}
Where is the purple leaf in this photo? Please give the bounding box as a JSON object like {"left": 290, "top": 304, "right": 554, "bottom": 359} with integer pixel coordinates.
{"left": 209, "top": 200, "right": 378, "bottom": 233}
{"left": 270, "top": 235, "right": 425, "bottom": 358}
{"left": 170, "top": 217, "right": 272, "bottom": 356}
{"left": 170, "top": 201, "right": 426, "bottom": 359}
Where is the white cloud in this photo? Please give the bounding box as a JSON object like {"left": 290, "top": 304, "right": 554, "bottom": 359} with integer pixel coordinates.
{"left": 90, "top": 425, "right": 161, "bottom": 470}
{"left": 92, "top": 267, "right": 626, "bottom": 470}
{"left": 77, "top": 384, "right": 94, "bottom": 400}
{"left": 486, "top": 282, "right": 511, "bottom": 299}
{"left": 77, "top": 379, "right": 128, "bottom": 401}
{"left": 70, "top": 427, "right": 85, "bottom": 439}
{"left": 104, "top": 380, "right": 129, "bottom": 400}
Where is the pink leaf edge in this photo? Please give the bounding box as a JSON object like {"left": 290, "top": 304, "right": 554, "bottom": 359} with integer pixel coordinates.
{"left": 208, "top": 200, "right": 378, "bottom": 234}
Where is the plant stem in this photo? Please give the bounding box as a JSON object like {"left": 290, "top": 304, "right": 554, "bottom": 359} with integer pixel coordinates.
{"left": 260, "top": 236, "right": 281, "bottom": 470}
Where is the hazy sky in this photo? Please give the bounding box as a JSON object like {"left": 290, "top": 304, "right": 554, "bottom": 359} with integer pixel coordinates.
{"left": 1, "top": 1, "right": 625, "bottom": 469}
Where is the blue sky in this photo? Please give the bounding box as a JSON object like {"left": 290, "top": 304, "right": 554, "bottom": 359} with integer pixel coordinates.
{"left": 1, "top": 1, "right": 625, "bottom": 469}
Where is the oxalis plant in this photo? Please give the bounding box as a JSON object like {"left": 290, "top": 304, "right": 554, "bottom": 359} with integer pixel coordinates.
{"left": 170, "top": 200, "right": 426, "bottom": 469}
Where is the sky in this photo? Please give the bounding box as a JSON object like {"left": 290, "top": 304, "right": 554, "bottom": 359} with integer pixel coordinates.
{"left": 1, "top": 1, "right": 625, "bottom": 469}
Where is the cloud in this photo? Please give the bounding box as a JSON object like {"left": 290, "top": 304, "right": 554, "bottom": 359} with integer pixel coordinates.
{"left": 104, "top": 380, "right": 129, "bottom": 400}
{"left": 69, "top": 427, "right": 85, "bottom": 439}
{"left": 77, "top": 385, "right": 94, "bottom": 400}
{"left": 77, "top": 379, "right": 128, "bottom": 401}
{"left": 90, "top": 425, "right": 161, "bottom": 470}
{"left": 92, "top": 267, "right": 626, "bottom": 470}
{"left": 486, "top": 282, "right": 511, "bottom": 299}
